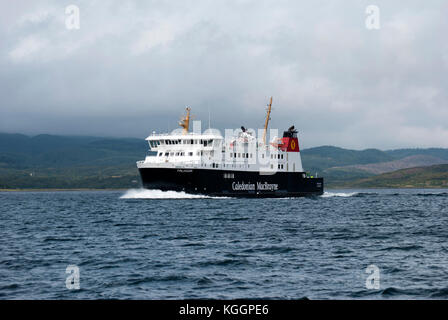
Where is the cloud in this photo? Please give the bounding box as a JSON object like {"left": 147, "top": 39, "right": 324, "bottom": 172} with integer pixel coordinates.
{"left": 9, "top": 35, "right": 48, "bottom": 61}
{"left": 0, "top": 0, "right": 447, "bottom": 149}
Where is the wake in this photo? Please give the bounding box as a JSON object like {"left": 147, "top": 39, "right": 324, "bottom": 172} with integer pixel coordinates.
{"left": 120, "top": 189, "right": 227, "bottom": 199}
{"left": 320, "top": 191, "right": 359, "bottom": 198}
{"left": 121, "top": 189, "right": 363, "bottom": 199}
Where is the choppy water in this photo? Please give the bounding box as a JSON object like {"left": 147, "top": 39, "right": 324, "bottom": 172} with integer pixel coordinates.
{"left": 1, "top": 189, "right": 448, "bottom": 299}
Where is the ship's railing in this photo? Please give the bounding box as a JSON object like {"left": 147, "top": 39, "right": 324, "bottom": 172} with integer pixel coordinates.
{"left": 138, "top": 160, "right": 201, "bottom": 168}
{"left": 147, "top": 132, "right": 223, "bottom": 138}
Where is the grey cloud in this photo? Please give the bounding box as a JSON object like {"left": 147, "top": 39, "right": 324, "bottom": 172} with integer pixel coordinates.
{"left": 0, "top": 0, "right": 447, "bottom": 149}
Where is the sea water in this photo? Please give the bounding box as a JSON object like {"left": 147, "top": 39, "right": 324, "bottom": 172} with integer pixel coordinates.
{"left": 1, "top": 189, "right": 447, "bottom": 299}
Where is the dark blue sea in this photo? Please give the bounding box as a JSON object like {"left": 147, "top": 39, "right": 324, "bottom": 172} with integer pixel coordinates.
{"left": 1, "top": 189, "right": 448, "bottom": 299}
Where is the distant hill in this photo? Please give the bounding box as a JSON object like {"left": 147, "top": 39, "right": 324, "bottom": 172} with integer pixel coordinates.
{"left": 0, "top": 133, "right": 148, "bottom": 168}
{"left": 328, "top": 155, "right": 448, "bottom": 175}
{"left": 301, "top": 146, "right": 395, "bottom": 173}
{"left": 301, "top": 146, "right": 448, "bottom": 186}
{"left": 1, "top": 133, "right": 448, "bottom": 189}
{"left": 340, "top": 164, "right": 448, "bottom": 188}
{"left": 0, "top": 133, "right": 148, "bottom": 189}
{"left": 385, "top": 148, "right": 448, "bottom": 160}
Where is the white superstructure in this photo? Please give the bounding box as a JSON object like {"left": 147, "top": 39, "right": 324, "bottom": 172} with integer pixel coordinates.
{"left": 137, "top": 104, "right": 304, "bottom": 174}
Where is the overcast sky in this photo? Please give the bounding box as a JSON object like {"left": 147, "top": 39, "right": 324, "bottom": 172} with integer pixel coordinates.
{"left": 0, "top": 0, "right": 447, "bottom": 149}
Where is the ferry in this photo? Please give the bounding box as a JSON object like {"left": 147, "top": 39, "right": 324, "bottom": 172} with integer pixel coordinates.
{"left": 137, "top": 98, "right": 324, "bottom": 197}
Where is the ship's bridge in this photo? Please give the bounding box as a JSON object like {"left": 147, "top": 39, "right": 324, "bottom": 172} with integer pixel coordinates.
{"left": 140, "top": 132, "right": 224, "bottom": 167}
{"left": 145, "top": 133, "right": 223, "bottom": 150}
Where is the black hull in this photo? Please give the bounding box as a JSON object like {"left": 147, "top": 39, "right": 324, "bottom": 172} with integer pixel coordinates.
{"left": 138, "top": 168, "right": 324, "bottom": 198}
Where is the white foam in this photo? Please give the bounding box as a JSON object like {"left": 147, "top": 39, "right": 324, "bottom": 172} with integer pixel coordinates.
{"left": 321, "top": 191, "right": 358, "bottom": 198}
{"left": 120, "top": 189, "right": 227, "bottom": 199}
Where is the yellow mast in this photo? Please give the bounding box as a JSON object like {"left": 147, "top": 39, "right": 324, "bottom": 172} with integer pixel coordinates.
{"left": 179, "top": 107, "right": 191, "bottom": 134}
{"left": 262, "top": 97, "right": 273, "bottom": 145}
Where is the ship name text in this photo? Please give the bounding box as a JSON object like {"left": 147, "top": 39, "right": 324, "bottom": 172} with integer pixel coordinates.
{"left": 232, "top": 181, "right": 278, "bottom": 191}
